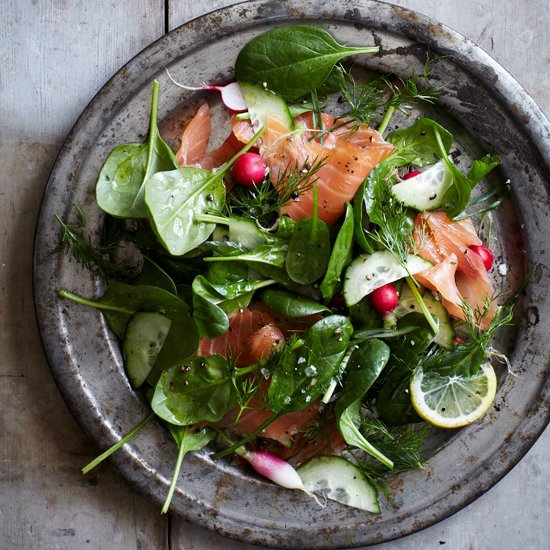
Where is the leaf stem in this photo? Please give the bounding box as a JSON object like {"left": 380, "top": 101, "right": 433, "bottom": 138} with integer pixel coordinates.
{"left": 377, "top": 105, "right": 395, "bottom": 135}
{"left": 210, "top": 413, "right": 280, "bottom": 459}
{"left": 195, "top": 213, "right": 229, "bottom": 225}
{"left": 405, "top": 277, "right": 440, "bottom": 334}
{"left": 82, "top": 413, "right": 155, "bottom": 474}
{"left": 59, "top": 289, "right": 134, "bottom": 315}
{"left": 161, "top": 436, "right": 187, "bottom": 514}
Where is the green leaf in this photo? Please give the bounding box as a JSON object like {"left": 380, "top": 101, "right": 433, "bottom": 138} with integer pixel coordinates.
{"left": 152, "top": 355, "right": 238, "bottom": 425}
{"left": 235, "top": 25, "right": 378, "bottom": 101}
{"left": 320, "top": 203, "right": 354, "bottom": 301}
{"left": 135, "top": 256, "right": 177, "bottom": 295}
{"left": 204, "top": 242, "right": 288, "bottom": 268}
{"left": 145, "top": 166, "right": 226, "bottom": 256}
{"left": 162, "top": 426, "right": 214, "bottom": 514}
{"left": 268, "top": 315, "right": 353, "bottom": 413}
{"left": 96, "top": 80, "right": 178, "bottom": 219}
{"left": 285, "top": 189, "right": 331, "bottom": 284}
{"left": 260, "top": 288, "right": 330, "bottom": 318}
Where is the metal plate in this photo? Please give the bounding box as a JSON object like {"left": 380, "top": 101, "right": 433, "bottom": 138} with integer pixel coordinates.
{"left": 33, "top": 1, "right": 550, "bottom": 547}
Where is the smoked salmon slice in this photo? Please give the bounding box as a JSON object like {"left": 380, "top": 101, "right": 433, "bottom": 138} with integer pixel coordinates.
{"left": 261, "top": 115, "right": 395, "bottom": 224}
{"left": 414, "top": 212, "right": 497, "bottom": 328}
{"left": 176, "top": 103, "right": 211, "bottom": 167}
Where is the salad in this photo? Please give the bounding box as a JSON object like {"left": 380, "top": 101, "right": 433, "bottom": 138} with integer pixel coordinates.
{"left": 56, "top": 25, "right": 516, "bottom": 514}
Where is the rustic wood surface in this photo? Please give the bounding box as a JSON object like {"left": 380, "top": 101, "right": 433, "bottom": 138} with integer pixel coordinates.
{"left": 1, "top": 1, "right": 548, "bottom": 549}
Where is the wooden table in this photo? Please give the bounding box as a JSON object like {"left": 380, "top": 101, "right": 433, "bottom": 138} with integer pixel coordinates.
{"left": 2, "top": 1, "right": 549, "bottom": 548}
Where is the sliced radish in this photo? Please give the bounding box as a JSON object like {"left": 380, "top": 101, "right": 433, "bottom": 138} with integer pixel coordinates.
{"left": 469, "top": 244, "right": 494, "bottom": 271}
{"left": 165, "top": 69, "right": 247, "bottom": 112}
{"left": 402, "top": 169, "right": 422, "bottom": 180}
{"left": 371, "top": 284, "right": 399, "bottom": 316}
{"left": 232, "top": 152, "right": 268, "bottom": 186}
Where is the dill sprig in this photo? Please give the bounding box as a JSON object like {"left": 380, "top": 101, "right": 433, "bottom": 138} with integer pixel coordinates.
{"left": 355, "top": 419, "right": 430, "bottom": 498}
{"left": 52, "top": 206, "right": 126, "bottom": 282}
{"left": 228, "top": 156, "right": 326, "bottom": 227}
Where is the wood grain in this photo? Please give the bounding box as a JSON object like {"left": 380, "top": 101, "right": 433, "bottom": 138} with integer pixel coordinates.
{"left": 1, "top": 1, "right": 548, "bottom": 549}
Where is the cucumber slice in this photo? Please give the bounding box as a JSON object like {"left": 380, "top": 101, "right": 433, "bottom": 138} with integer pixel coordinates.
{"left": 240, "top": 82, "right": 294, "bottom": 132}
{"left": 343, "top": 251, "right": 432, "bottom": 306}
{"left": 394, "top": 285, "right": 455, "bottom": 349}
{"left": 391, "top": 159, "right": 452, "bottom": 211}
{"left": 123, "top": 312, "right": 172, "bottom": 388}
{"left": 298, "top": 456, "right": 380, "bottom": 513}
{"left": 229, "top": 216, "right": 266, "bottom": 249}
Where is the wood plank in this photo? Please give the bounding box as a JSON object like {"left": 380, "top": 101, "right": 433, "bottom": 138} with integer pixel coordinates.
{"left": 166, "top": 1, "right": 550, "bottom": 549}
{"left": 0, "top": 1, "right": 169, "bottom": 548}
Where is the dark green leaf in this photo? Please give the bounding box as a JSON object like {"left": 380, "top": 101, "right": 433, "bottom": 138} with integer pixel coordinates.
{"left": 235, "top": 25, "right": 378, "bottom": 101}
{"left": 260, "top": 288, "right": 330, "bottom": 318}
{"left": 204, "top": 242, "right": 288, "bottom": 268}
{"left": 152, "top": 355, "right": 237, "bottom": 425}
{"left": 96, "top": 81, "right": 178, "bottom": 219}
{"left": 320, "top": 203, "right": 354, "bottom": 301}
{"left": 135, "top": 256, "right": 177, "bottom": 294}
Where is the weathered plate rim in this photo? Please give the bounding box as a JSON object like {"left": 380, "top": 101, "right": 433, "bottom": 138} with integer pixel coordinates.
{"left": 33, "top": 1, "right": 550, "bottom": 548}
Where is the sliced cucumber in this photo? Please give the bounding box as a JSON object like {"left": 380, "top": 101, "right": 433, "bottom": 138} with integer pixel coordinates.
{"left": 229, "top": 216, "right": 266, "bottom": 249}
{"left": 123, "top": 312, "right": 172, "bottom": 388}
{"left": 240, "top": 82, "right": 294, "bottom": 132}
{"left": 343, "top": 251, "right": 432, "bottom": 306}
{"left": 391, "top": 159, "right": 452, "bottom": 211}
{"left": 298, "top": 456, "right": 380, "bottom": 513}
{"left": 394, "top": 285, "right": 455, "bottom": 349}
{"left": 212, "top": 224, "right": 229, "bottom": 242}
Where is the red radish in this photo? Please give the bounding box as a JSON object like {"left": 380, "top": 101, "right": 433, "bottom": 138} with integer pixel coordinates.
{"left": 165, "top": 69, "right": 247, "bottom": 112}
{"left": 232, "top": 152, "right": 268, "bottom": 186}
{"left": 454, "top": 336, "right": 464, "bottom": 347}
{"left": 236, "top": 448, "right": 324, "bottom": 506}
{"left": 370, "top": 284, "right": 399, "bottom": 316}
{"left": 403, "top": 169, "right": 422, "bottom": 180}
{"left": 469, "top": 244, "right": 494, "bottom": 271}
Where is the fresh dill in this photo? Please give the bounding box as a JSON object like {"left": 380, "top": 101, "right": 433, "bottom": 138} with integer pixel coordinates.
{"left": 452, "top": 180, "right": 511, "bottom": 221}
{"left": 355, "top": 419, "right": 430, "bottom": 498}
{"left": 228, "top": 156, "right": 326, "bottom": 228}
{"left": 52, "top": 206, "right": 127, "bottom": 282}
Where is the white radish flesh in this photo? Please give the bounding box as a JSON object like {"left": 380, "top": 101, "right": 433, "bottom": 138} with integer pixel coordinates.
{"left": 240, "top": 449, "right": 305, "bottom": 490}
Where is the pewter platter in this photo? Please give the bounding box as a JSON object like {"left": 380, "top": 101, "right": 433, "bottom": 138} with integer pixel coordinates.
{"left": 34, "top": 1, "right": 550, "bottom": 547}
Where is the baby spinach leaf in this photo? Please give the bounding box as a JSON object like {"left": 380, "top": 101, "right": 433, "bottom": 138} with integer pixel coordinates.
{"left": 162, "top": 426, "right": 214, "bottom": 514}
{"left": 339, "top": 401, "right": 394, "bottom": 469}
{"left": 260, "top": 288, "right": 330, "bottom": 318}
{"left": 192, "top": 275, "right": 275, "bottom": 338}
{"left": 204, "top": 242, "right": 288, "bottom": 268}
{"left": 376, "top": 313, "right": 436, "bottom": 426}
{"left": 335, "top": 339, "right": 391, "bottom": 418}
{"left": 60, "top": 282, "right": 199, "bottom": 385}
{"left": 145, "top": 128, "right": 265, "bottom": 256}
{"left": 320, "top": 203, "right": 354, "bottom": 301}
{"left": 249, "top": 262, "right": 322, "bottom": 300}
{"left": 285, "top": 188, "right": 331, "bottom": 284}
{"left": 145, "top": 166, "right": 226, "bottom": 256}
{"left": 96, "top": 80, "right": 178, "bottom": 219}
{"left": 235, "top": 25, "right": 378, "bottom": 101}
{"left": 334, "top": 340, "right": 393, "bottom": 468}
{"left": 268, "top": 315, "right": 353, "bottom": 413}
{"left": 152, "top": 355, "right": 237, "bottom": 425}
{"left": 135, "top": 256, "right": 177, "bottom": 295}
{"left": 348, "top": 295, "right": 383, "bottom": 330}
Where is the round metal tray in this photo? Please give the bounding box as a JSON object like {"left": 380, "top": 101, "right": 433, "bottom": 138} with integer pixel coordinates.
{"left": 34, "top": 1, "right": 550, "bottom": 547}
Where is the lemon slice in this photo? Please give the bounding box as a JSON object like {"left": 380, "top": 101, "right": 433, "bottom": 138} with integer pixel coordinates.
{"left": 410, "top": 363, "right": 497, "bottom": 428}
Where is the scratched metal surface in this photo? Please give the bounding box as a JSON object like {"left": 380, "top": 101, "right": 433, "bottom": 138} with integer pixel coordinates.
{"left": 2, "top": 0, "right": 549, "bottom": 548}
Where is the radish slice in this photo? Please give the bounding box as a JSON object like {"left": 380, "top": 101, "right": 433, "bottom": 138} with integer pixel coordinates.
{"left": 165, "top": 69, "right": 247, "bottom": 112}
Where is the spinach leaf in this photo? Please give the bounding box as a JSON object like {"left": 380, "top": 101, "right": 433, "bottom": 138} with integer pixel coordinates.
{"left": 205, "top": 261, "right": 249, "bottom": 285}
{"left": 60, "top": 282, "right": 199, "bottom": 385}
{"left": 249, "top": 262, "right": 322, "bottom": 300}
{"left": 145, "top": 128, "right": 265, "bottom": 256}
{"left": 152, "top": 355, "right": 237, "bottom": 425}
{"left": 204, "top": 242, "right": 288, "bottom": 268}
{"left": 260, "top": 288, "right": 330, "bottom": 318}
{"left": 235, "top": 25, "right": 378, "bottom": 101}
{"left": 334, "top": 340, "right": 392, "bottom": 468}
{"left": 376, "top": 313, "right": 436, "bottom": 426}
{"left": 162, "top": 425, "right": 214, "bottom": 513}
{"left": 339, "top": 401, "right": 393, "bottom": 469}
{"left": 268, "top": 315, "right": 353, "bottom": 413}
{"left": 440, "top": 146, "right": 502, "bottom": 219}
{"left": 320, "top": 203, "right": 354, "bottom": 301}
{"left": 421, "top": 343, "right": 486, "bottom": 378}
{"left": 96, "top": 80, "right": 178, "bottom": 219}
{"left": 285, "top": 188, "right": 331, "bottom": 284}
{"left": 192, "top": 275, "right": 275, "bottom": 338}
{"left": 348, "top": 295, "right": 382, "bottom": 330}
{"left": 135, "top": 256, "right": 177, "bottom": 295}
{"left": 335, "top": 339, "right": 391, "bottom": 418}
